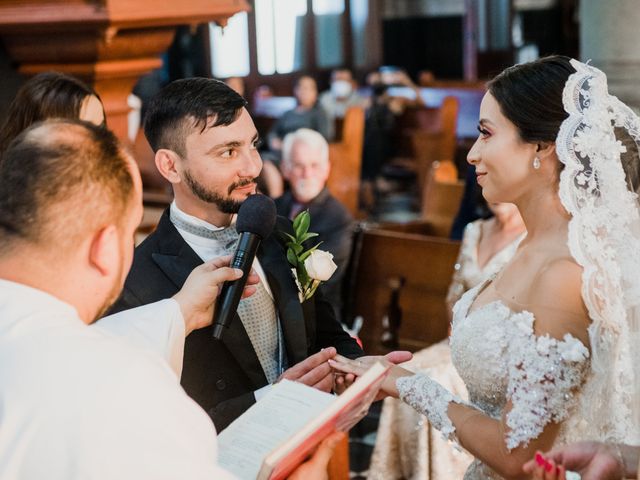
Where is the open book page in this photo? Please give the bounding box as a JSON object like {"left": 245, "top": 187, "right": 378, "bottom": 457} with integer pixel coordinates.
{"left": 260, "top": 362, "right": 388, "bottom": 480}
{"left": 217, "top": 381, "right": 335, "bottom": 479}
{"left": 217, "top": 362, "right": 388, "bottom": 480}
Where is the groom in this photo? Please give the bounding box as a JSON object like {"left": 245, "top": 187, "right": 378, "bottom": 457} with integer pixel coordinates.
{"left": 109, "top": 78, "right": 363, "bottom": 431}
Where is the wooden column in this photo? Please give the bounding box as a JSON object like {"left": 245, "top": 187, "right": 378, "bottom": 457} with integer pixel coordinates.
{"left": 0, "top": 0, "right": 250, "bottom": 142}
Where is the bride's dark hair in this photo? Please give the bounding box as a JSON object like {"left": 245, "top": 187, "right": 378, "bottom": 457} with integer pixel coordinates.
{"left": 489, "top": 55, "right": 640, "bottom": 192}
{"left": 488, "top": 55, "right": 576, "bottom": 144}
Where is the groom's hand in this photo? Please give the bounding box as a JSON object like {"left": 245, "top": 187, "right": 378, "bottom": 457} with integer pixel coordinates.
{"left": 329, "top": 352, "right": 413, "bottom": 399}
{"left": 278, "top": 347, "right": 337, "bottom": 393}
{"left": 332, "top": 351, "right": 413, "bottom": 395}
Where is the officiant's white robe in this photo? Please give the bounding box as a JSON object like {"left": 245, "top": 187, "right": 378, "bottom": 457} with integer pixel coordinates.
{"left": 0, "top": 279, "right": 234, "bottom": 480}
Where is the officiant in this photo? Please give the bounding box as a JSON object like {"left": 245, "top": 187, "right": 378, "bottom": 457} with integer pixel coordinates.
{"left": 0, "top": 119, "right": 343, "bottom": 479}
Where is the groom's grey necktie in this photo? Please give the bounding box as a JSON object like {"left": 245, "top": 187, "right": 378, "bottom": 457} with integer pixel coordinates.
{"left": 170, "top": 210, "right": 283, "bottom": 383}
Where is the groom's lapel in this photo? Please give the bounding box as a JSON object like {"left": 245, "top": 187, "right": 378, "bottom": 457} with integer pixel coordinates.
{"left": 151, "top": 211, "right": 267, "bottom": 388}
{"left": 259, "top": 229, "right": 309, "bottom": 364}
{"left": 151, "top": 211, "right": 203, "bottom": 289}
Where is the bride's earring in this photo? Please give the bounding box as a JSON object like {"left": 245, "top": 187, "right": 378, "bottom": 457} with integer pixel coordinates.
{"left": 533, "top": 156, "right": 541, "bottom": 170}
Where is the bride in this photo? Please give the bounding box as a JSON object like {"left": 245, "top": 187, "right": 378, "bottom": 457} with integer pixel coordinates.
{"left": 330, "top": 56, "right": 640, "bottom": 479}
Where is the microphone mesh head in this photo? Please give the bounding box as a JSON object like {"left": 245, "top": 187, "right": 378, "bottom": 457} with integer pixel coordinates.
{"left": 236, "top": 194, "right": 277, "bottom": 239}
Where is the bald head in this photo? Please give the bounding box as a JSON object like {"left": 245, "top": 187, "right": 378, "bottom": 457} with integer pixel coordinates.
{"left": 0, "top": 120, "right": 136, "bottom": 255}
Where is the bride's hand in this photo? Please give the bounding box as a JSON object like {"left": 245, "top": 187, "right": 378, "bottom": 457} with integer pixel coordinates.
{"left": 328, "top": 352, "right": 413, "bottom": 399}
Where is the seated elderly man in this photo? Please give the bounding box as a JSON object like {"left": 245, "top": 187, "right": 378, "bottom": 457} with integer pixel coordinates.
{"left": 276, "top": 128, "right": 354, "bottom": 323}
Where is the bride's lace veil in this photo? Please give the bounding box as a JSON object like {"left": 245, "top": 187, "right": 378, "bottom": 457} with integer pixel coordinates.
{"left": 557, "top": 59, "right": 640, "bottom": 444}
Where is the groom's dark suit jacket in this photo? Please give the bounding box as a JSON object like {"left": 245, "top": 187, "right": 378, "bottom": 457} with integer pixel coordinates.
{"left": 109, "top": 210, "right": 362, "bottom": 431}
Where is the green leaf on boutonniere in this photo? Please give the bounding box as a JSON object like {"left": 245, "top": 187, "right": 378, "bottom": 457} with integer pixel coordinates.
{"left": 287, "top": 249, "right": 298, "bottom": 266}
{"left": 300, "top": 232, "right": 319, "bottom": 243}
{"left": 297, "top": 265, "right": 310, "bottom": 286}
{"left": 293, "top": 210, "right": 310, "bottom": 237}
{"left": 286, "top": 210, "right": 333, "bottom": 302}
{"left": 299, "top": 242, "right": 322, "bottom": 262}
{"left": 280, "top": 231, "right": 298, "bottom": 244}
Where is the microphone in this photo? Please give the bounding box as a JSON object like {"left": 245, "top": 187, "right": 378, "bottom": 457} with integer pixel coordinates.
{"left": 212, "top": 194, "right": 277, "bottom": 340}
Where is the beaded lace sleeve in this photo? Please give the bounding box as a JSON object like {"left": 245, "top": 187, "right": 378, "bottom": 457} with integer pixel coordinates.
{"left": 396, "top": 374, "right": 464, "bottom": 442}
{"left": 504, "top": 310, "right": 590, "bottom": 449}
{"left": 397, "top": 307, "right": 590, "bottom": 450}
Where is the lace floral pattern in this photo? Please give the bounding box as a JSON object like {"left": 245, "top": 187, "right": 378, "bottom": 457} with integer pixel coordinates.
{"left": 450, "top": 283, "right": 590, "bottom": 450}
{"left": 396, "top": 280, "right": 591, "bottom": 479}
{"left": 503, "top": 310, "right": 589, "bottom": 449}
{"left": 557, "top": 59, "right": 640, "bottom": 443}
{"left": 396, "top": 373, "right": 463, "bottom": 443}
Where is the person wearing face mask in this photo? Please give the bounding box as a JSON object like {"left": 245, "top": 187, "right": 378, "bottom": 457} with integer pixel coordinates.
{"left": 319, "top": 69, "right": 366, "bottom": 141}
{"left": 276, "top": 128, "right": 354, "bottom": 324}
{"left": 268, "top": 75, "right": 330, "bottom": 154}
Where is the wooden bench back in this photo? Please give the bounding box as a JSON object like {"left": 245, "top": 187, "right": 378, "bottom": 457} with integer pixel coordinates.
{"left": 327, "top": 106, "right": 365, "bottom": 217}
{"left": 348, "top": 227, "right": 460, "bottom": 355}
{"left": 419, "top": 161, "right": 464, "bottom": 237}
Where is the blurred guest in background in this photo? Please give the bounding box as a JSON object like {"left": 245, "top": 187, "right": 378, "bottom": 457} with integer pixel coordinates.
{"left": 0, "top": 71, "right": 105, "bottom": 154}
{"left": 360, "top": 82, "right": 395, "bottom": 211}
{"left": 277, "top": 128, "right": 353, "bottom": 323}
{"left": 319, "top": 68, "right": 366, "bottom": 141}
{"left": 268, "top": 75, "right": 331, "bottom": 156}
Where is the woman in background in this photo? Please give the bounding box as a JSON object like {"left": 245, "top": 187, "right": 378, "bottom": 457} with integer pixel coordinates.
{"left": 369, "top": 202, "right": 525, "bottom": 480}
{"left": 0, "top": 71, "right": 105, "bottom": 154}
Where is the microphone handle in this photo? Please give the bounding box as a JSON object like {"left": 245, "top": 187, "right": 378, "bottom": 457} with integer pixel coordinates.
{"left": 212, "top": 233, "right": 261, "bottom": 340}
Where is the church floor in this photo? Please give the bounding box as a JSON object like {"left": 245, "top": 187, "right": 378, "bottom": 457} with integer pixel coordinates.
{"left": 349, "top": 401, "right": 382, "bottom": 479}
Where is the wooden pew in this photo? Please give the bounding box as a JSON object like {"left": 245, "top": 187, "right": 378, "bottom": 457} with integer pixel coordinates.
{"left": 420, "top": 160, "right": 464, "bottom": 237}
{"left": 377, "top": 160, "right": 463, "bottom": 239}
{"left": 410, "top": 96, "right": 459, "bottom": 190}
{"left": 382, "top": 97, "right": 459, "bottom": 194}
{"left": 327, "top": 106, "right": 365, "bottom": 217}
{"left": 348, "top": 227, "right": 460, "bottom": 355}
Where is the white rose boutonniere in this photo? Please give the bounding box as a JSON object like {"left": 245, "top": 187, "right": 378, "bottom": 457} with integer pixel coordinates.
{"left": 305, "top": 250, "right": 337, "bottom": 281}
{"left": 283, "top": 210, "right": 338, "bottom": 302}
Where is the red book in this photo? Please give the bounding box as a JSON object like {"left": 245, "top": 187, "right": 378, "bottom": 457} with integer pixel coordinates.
{"left": 217, "top": 362, "right": 389, "bottom": 480}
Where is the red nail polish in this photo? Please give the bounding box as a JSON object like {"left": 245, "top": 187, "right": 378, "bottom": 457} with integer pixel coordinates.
{"left": 545, "top": 461, "right": 554, "bottom": 473}
{"left": 535, "top": 453, "right": 545, "bottom": 466}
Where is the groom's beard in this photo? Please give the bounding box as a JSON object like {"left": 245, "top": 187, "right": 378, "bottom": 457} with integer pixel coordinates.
{"left": 183, "top": 168, "right": 257, "bottom": 214}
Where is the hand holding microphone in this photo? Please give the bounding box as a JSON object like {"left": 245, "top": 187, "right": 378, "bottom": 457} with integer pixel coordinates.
{"left": 172, "top": 256, "right": 260, "bottom": 336}
{"left": 212, "top": 194, "right": 277, "bottom": 340}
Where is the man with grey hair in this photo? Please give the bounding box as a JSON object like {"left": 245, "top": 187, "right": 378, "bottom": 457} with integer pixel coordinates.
{"left": 276, "top": 128, "right": 354, "bottom": 323}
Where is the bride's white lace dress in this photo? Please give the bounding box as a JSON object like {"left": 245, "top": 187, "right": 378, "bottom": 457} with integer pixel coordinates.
{"left": 396, "top": 277, "right": 591, "bottom": 480}
{"left": 378, "top": 58, "right": 640, "bottom": 480}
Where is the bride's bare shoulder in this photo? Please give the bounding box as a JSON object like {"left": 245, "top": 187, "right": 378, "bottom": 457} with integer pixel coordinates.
{"left": 527, "top": 256, "right": 591, "bottom": 344}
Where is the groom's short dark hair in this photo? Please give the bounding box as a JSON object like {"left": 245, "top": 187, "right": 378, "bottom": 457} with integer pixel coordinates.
{"left": 143, "top": 77, "right": 248, "bottom": 157}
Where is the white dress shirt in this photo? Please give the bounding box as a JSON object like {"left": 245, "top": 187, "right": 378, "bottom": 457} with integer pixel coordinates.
{"left": 170, "top": 202, "right": 273, "bottom": 299}
{"left": 0, "top": 279, "right": 234, "bottom": 480}
{"left": 170, "top": 202, "right": 277, "bottom": 400}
